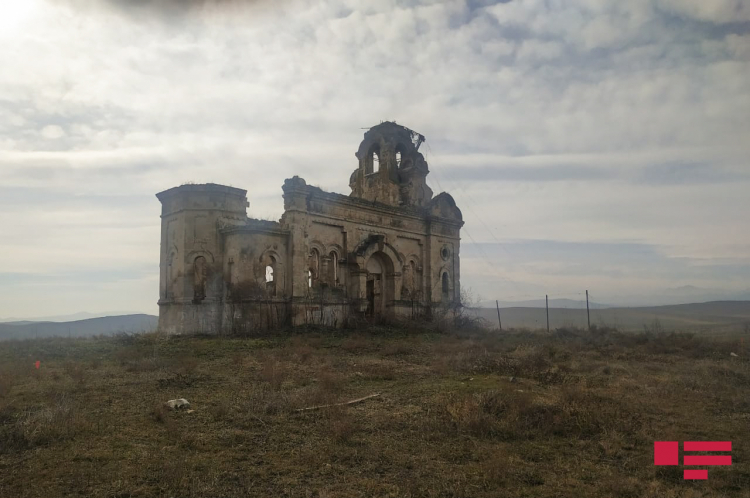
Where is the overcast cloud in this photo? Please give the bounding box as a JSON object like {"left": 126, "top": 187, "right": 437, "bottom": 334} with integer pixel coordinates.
{"left": 1, "top": 0, "right": 748, "bottom": 317}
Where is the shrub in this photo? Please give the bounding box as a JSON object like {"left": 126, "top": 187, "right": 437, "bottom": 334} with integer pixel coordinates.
{"left": 340, "top": 334, "right": 372, "bottom": 354}
{"left": 63, "top": 362, "right": 88, "bottom": 387}
{"left": 209, "top": 400, "right": 231, "bottom": 421}
{"left": 259, "top": 358, "right": 287, "bottom": 390}
{"left": 0, "top": 369, "right": 16, "bottom": 399}
{"left": 3, "top": 394, "right": 81, "bottom": 450}
{"left": 326, "top": 407, "right": 357, "bottom": 443}
{"left": 151, "top": 403, "right": 169, "bottom": 424}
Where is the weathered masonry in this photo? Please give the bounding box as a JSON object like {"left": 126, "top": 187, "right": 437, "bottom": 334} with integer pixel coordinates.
{"left": 156, "top": 122, "right": 463, "bottom": 334}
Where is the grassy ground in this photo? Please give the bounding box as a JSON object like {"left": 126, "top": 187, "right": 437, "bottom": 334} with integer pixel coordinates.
{"left": 1, "top": 326, "right": 748, "bottom": 498}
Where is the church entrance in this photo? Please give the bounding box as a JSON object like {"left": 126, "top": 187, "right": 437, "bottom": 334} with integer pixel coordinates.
{"left": 364, "top": 251, "right": 394, "bottom": 318}
{"left": 365, "top": 277, "right": 377, "bottom": 316}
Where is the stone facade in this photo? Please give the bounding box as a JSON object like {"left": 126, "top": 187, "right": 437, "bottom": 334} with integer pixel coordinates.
{"left": 156, "top": 122, "right": 463, "bottom": 334}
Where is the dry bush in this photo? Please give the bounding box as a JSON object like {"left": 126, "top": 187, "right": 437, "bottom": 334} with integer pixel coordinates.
{"left": 258, "top": 390, "right": 293, "bottom": 415}
{"left": 115, "top": 346, "right": 161, "bottom": 373}
{"left": 231, "top": 352, "right": 245, "bottom": 367}
{"left": 132, "top": 358, "right": 163, "bottom": 373}
{"left": 0, "top": 368, "right": 17, "bottom": 399}
{"left": 479, "top": 451, "right": 514, "bottom": 486}
{"left": 158, "top": 456, "right": 191, "bottom": 493}
{"left": 602, "top": 475, "right": 645, "bottom": 498}
{"left": 236, "top": 384, "right": 294, "bottom": 417}
{"left": 511, "top": 345, "right": 553, "bottom": 372}
{"left": 259, "top": 358, "right": 287, "bottom": 390}
{"left": 113, "top": 346, "right": 143, "bottom": 367}
{"left": 360, "top": 361, "right": 397, "bottom": 381}
{"left": 210, "top": 400, "right": 231, "bottom": 421}
{"left": 325, "top": 406, "right": 357, "bottom": 443}
{"left": 63, "top": 361, "right": 89, "bottom": 387}
{"left": 439, "top": 390, "right": 511, "bottom": 437}
{"left": 172, "top": 355, "right": 199, "bottom": 376}
{"left": 1, "top": 394, "right": 81, "bottom": 451}
{"left": 340, "top": 333, "right": 373, "bottom": 354}
{"left": 430, "top": 355, "right": 453, "bottom": 376}
{"left": 287, "top": 336, "right": 316, "bottom": 363}
{"left": 150, "top": 403, "right": 169, "bottom": 424}
{"left": 380, "top": 340, "right": 416, "bottom": 357}
{"left": 434, "top": 385, "right": 639, "bottom": 443}
{"left": 317, "top": 368, "right": 343, "bottom": 392}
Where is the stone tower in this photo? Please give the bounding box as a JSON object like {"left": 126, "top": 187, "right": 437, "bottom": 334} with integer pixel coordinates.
{"left": 349, "top": 121, "right": 434, "bottom": 207}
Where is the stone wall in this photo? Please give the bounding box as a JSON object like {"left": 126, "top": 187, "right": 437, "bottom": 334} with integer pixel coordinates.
{"left": 156, "top": 122, "right": 463, "bottom": 334}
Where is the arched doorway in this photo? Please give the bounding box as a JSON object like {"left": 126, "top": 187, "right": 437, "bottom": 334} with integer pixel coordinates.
{"left": 364, "top": 251, "right": 395, "bottom": 317}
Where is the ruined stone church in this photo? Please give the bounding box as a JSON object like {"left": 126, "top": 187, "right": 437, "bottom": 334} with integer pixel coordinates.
{"left": 156, "top": 122, "right": 463, "bottom": 334}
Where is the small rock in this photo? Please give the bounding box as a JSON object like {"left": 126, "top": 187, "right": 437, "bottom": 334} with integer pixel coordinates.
{"left": 730, "top": 352, "right": 738, "bottom": 357}
{"left": 165, "top": 398, "right": 191, "bottom": 410}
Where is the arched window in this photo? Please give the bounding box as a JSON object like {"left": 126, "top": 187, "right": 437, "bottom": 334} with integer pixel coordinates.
{"left": 307, "top": 270, "right": 312, "bottom": 288}
{"left": 366, "top": 143, "right": 380, "bottom": 174}
{"left": 193, "top": 256, "right": 207, "bottom": 303}
{"left": 395, "top": 143, "right": 407, "bottom": 168}
{"left": 265, "top": 265, "right": 273, "bottom": 282}
{"left": 402, "top": 260, "right": 416, "bottom": 299}
{"left": 166, "top": 252, "right": 176, "bottom": 299}
{"left": 309, "top": 248, "right": 320, "bottom": 286}
{"left": 329, "top": 251, "right": 338, "bottom": 284}
{"left": 441, "top": 272, "right": 450, "bottom": 301}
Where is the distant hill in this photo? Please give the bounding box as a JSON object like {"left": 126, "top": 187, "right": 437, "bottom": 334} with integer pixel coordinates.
{"left": 0, "top": 314, "right": 158, "bottom": 341}
{"left": 470, "top": 300, "right": 750, "bottom": 335}
{"left": 0, "top": 311, "right": 144, "bottom": 323}
{"left": 479, "top": 298, "right": 610, "bottom": 309}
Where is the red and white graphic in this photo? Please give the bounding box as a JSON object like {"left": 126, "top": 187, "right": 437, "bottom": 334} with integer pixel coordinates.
{"left": 654, "top": 441, "right": 732, "bottom": 480}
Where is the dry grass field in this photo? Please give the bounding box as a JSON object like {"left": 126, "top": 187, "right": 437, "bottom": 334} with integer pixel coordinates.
{"left": 1, "top": 325, "right": 748, "bottom": 498}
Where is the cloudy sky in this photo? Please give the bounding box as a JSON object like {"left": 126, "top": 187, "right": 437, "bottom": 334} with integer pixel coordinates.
{"left": 1, "top": 0, "right": 749, "bottom": 317}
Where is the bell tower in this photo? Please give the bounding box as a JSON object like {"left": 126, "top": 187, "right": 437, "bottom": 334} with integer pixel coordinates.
{"left": 349, "top": 122, "right": 434, "bottom": 207}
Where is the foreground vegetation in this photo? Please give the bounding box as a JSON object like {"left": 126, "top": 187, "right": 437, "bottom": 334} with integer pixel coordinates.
{"left": 0, "top": 325, "right": 748, "bottom": 497}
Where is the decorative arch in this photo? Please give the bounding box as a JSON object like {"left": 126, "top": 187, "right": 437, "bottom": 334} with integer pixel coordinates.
{"left": 258, "top": 248, "right": 283, "bottom": 267}
{"left": 404, "top": 253, "right": 421, "bottom": 269}
{"left": 356, "top": 240, "right": 403, "bottom": 272}
{"left": 308, "top": 241, "right": 326, "bottom": 257}
{"left": 259, "top": 248, "right": 284, "bottom": 296}
{"left": 354, "top": 236, "right": 404, "bottom": 314}
{"left": 186, "top": 249, "right": 215, "bottom": 264}
{"left": 325, "top": 243, "right": 343, "bottom": 259}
